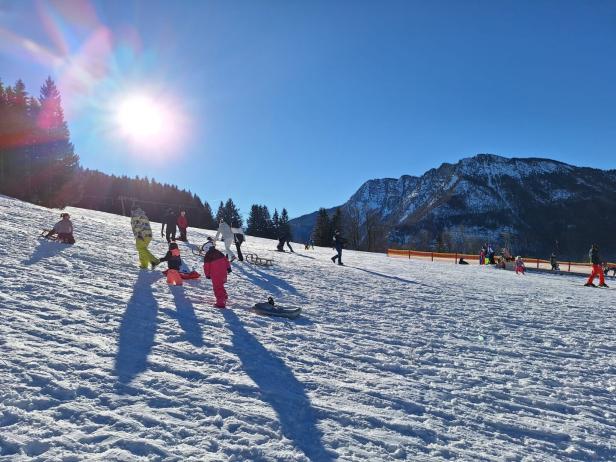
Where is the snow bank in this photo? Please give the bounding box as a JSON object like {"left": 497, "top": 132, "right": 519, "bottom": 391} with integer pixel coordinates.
{"left": 1, "top": 196, "right": 615, "bottom": 461}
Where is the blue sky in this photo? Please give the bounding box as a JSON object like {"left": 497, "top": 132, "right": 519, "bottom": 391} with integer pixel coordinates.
{"left": 1, "top": 0, "right": 615, "bottom": 218}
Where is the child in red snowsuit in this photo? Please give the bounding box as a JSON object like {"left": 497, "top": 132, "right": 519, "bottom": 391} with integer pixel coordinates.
{"left": 203, "top": 240, "right": 232, "bottom": 308}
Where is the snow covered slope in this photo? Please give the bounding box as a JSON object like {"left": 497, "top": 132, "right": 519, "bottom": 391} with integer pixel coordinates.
{"left": 1, "top": 195, "right": 615, "bottom": 461}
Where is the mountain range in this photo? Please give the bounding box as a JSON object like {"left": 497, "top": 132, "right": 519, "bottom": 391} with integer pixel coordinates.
{"left": 289, "top": 154, "right": 616, "bottom": 261}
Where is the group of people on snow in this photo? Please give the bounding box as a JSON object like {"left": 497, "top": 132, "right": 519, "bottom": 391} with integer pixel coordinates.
{"left": 129, "top": 207, "right": 241, "bottom": 308}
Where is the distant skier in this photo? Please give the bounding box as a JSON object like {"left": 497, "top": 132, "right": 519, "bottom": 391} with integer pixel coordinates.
{"left": 331, "top": 230, "right": 346, "bottom": 265}
{"left": 177, "top": 210, "right": 188, "bottom": 242}
{"left": 161, "top": 208, "right": 178, "bottom": 243}
{"left": 44, "top": 212, "right": 75, "bottom": 244}
{"left": 203, "top": 238, "right": 232, "bottom": 308}
{"left": 232, "top": 227, "right": 245, "bottom": 262}
{"left": 131, "top": 207, "right": 160, "bottom": 269}
{"left": 515, "top": 256, "right": 526, "bottom": 275}
{"left": 479, "top": 247, "right": 486, "bottom": 265}
{"left": 214, "top": 219, "right": 236, "bottom": 261}
{"left": 550, "top": 253, "right": 560, "bottom": 271}
{"left": 159, "top": 242, "right": 183, "bottom": 286}
{"left": 585, "top": 244, "right": 608, "bottom": 287}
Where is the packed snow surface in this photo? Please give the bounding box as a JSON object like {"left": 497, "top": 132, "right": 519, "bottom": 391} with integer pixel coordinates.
{"left": 1, "top": 196, "right": 615, "bottom": 461}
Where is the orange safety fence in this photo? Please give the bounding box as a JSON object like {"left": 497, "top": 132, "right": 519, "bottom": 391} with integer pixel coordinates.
{"left": 387, "top": 248, "right": 615, "bottom": 274}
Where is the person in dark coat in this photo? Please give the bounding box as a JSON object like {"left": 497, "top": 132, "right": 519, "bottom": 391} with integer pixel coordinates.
{"left": 232, "top": 227, "right": 245, "bottom": 262}
{"left": 331, "top": 230, "right": 345, "bottom": 265}
{"left": 550, "top": 253, "right": 560, "bottom": 271}
{"left": 276, "top": 232, "right": 294, "bottom": 252}
{"left": 161, "top": 209, "right": 178, "bottom": 243}
{"left": 585, "top": 244, "right": 608, "bottom": 287}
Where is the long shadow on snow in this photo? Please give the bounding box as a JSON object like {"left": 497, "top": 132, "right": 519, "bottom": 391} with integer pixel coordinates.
{"left": 24, "top": 239, "right": 69, "bottom": 265}
{"left": 169, "top": 285, "right": 204, "bottom": 347}
{"left": 346, "top": 266, "right": 428, "bottom": 287}
{"left": 235, "top": 264, "right": 300, "bottom": 297}
{"left": 222, "top": 309, "right": 335, "bottom": 461}
{"left": 114, "top": 270, "right": 161, "bottom": 387}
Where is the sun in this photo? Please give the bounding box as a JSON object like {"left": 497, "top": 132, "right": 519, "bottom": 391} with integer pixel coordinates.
{"left": 114, "top": 94, "right": 175, "bottom": 148}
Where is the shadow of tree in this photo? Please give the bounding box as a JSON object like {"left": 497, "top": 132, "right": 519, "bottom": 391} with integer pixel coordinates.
{"left": 114, "top": 271, "right": 161, "bottom": 387}
{"left": 222, "top": 309, "right": 335, "bottom": 461}
{"left": 24, "top": 240, "right": 69, "bottom": 265}
{"left": 170, "top": 285, "right": 204, "bottom": 347}
{"left": 235, "top": 264, "right": 300, "bottom": 297}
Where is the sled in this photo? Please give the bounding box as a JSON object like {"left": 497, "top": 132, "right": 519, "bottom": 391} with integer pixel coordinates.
{"left": 252, "top": 301, "right": 301, "bottom": 319}
{"left": 244, "top": 253, "right": 274, "bottom": 267}
{"left": 162, "top": 269, "right": 200, "bottom": 280}
{"left": 40, "top": 229, "right": 74, "bottom": 244}
{"left": 190, "top": 242, "right": 212, "bottom": 257}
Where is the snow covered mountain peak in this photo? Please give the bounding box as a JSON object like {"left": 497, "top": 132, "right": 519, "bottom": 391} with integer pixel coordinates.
{"left": 290, "top": 154, "right": 616, "bottom": 259}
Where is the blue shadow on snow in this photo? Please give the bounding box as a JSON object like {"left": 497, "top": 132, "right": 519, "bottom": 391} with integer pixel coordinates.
{"left": 24, "top": 239, "right": 69, "bottom": 265}
{"left": 169, "top": 285, "right": 204, "bottom": 347}
{"left": 114, "top": 270, "right": 161, "bottom": 387}
{"left": 235, "top": 264, "right": 300, "bottom": 297}
{"left": 222, "top": 309, "right": 335, "bottom": 461}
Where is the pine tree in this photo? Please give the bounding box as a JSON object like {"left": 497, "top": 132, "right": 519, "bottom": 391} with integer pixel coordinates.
{"left": 224, "top": 198, "right": 243, "bottom": 228}
{"left": 36, "top": 77, "right": 79, "bottom": 206}
{"left": 331, "top": 208, "right": 342, "bottom": 234}
{"left": 313, "top": 208, "right": 332, "bottom": 247}
{"left": 215, "top": 201, "right": 225, "bottom": 223}
{"left": 271, "top": 209, "right": 280, "bottom": 238}
{"left": 279, "top": 208, "right": 291, "bottom": 239}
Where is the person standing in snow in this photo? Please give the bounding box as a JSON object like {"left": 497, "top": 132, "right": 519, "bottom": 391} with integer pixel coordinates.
{"left": 203, "top": 238, "right": 232, "bottom": 308}
{"left": 161, "top": 208, "right": 178, "bottom": 243}
{"left": 45, "top": 212, "right": 75, "bottom": 244}
{"left": 131, "top": 207, "right": 160, "bottom": 269}
{"left": 479, "top": 246, "right": 486, "bottom": 265}
{"left": 585, "top": 244, "right": 608, "bottom": 287}
{"left": 331, "top": 230, "right": 345, "bottom": 266}
{"left": 276, "top": 232, "right": 294, "bottom": 253}
{"left": 214, "top": 219, "right": 236, "bottom": 261}
{"left": 177, "top": 210, "right": 188, "bottom": 242}
{"left": 232, "top": 226, "right": 245, "bottom": 262}
{"left": 515, "top": 256, "right": 526, "bottom": 275}
{"left": 550, "top": 253, "right": 560, "bottom": 271}
{"left": 159, "top": 242, "right": 183, "bottom": 286}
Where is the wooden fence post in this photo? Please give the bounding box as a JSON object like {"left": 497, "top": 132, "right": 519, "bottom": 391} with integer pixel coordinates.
{"left": 568, "top": 261, "right": 571, "bottom": 272}
{"left": 455, "top": 253, "right": 458, "bottom": 264}
{"left": 431, "top": 252, "right": 434, "bottom": 262}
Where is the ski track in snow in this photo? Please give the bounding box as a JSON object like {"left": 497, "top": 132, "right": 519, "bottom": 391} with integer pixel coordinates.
{"left": 1, "top": 195, "right": 615, "bottom": 461}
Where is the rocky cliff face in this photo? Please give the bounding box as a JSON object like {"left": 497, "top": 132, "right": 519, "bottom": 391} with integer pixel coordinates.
{"left": 290, "top": 154, "right": 616, "bottom": 260}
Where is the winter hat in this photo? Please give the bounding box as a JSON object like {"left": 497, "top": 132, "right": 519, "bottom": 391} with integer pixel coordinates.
{"left": 169, "top": 242, "right": 179, "bottom": 250}
{"left": 202, "top": 241, "right": 214, "bottom": 253}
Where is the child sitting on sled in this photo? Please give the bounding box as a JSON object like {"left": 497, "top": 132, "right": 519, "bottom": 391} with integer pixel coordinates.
{"left": 515, "top": 256, "right": 526, "bottom": 275}
{"left": 203, "top": 237, "right": 232, "bottom": 308}
{"left": 159, "top": 242, "right": 183, "bottom": 285}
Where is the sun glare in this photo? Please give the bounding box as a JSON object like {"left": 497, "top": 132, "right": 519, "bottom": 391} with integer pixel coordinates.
{"left": 116, "top": 95, "right": 169, "bottom": 145}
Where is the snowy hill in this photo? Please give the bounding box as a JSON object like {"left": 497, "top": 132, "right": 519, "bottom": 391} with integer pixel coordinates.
{"left": 1, "top": 195, "right": 616, "bottom": 461}
{"left": 290, "top": 154, "right": 616, "bottom": 260}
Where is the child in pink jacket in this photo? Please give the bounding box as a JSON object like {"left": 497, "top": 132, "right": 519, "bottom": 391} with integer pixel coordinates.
{"left": 202, "top": 239, "right": 232, "bottom": 308}
{"left": 515, "top": 256, "right": 526, "bottom": 275}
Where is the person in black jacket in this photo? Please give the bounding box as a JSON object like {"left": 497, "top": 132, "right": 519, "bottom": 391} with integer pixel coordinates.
{"left": 331, "top": 230, "right": 345, "bottom": 266}
{"left": 159, "top": 242, "right": 183, "bottom": 285}
{"left": 585, "top": 244, "right": 608, "bottom": 287}
{"left": 161, "top": 209, "right": 178, "bottom": 243}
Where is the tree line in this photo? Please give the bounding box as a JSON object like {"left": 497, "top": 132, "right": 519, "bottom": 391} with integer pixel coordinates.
{"left": 0, "top": 76, "right": 302, "bottom": 235}
{"left": 245, "top": 205, "right": 291, "bottom": 239}
{"left": 0, "top": 76, "right": 227, "bottom": 228}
